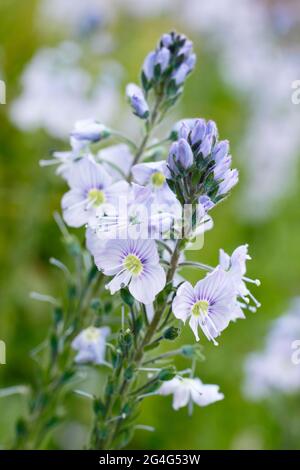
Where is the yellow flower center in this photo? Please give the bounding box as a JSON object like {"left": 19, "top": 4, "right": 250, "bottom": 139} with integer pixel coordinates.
{"left": 123, "top": 254, "right": 143, "bottom": 275}
{"left": 88, "top": 188, "right": 105, "bottom": 206}
{"left": 84, "top": 327, "right": 100, "bottom": 342}
{"left": 191, "top": 300, "right": 209, "bottom": 317}
{"left": 151, "top": 171, "right": 166, "bottom": 188}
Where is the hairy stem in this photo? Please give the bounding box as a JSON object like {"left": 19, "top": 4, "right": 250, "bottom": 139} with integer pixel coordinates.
{"left": 94, "top": 239, "right": 184, "bottom": 449}
{"left": 14, "top": 270, "right": 102, "bottom": 449}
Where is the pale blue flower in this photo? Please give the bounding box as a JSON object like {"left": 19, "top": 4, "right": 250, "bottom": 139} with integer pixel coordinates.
{"left": 159, "top": 377, "right": 224, "bottom": 410}
{"left": 172, "top": 267, "right": 237, "bottom": 344}
{"left": 126, "top": 83, "right": 149, "bottom": 119}
{"left": 131, "top": 160, "right": 176, "bottom": 204}
{"left": 72, "top": 326, "right": 110, "bottom": 365}
{"left": 62, "top": 157, "right": 128, "bottom": 227}
{"left": 95, "top": 239, "right": 166, "bottom": 304}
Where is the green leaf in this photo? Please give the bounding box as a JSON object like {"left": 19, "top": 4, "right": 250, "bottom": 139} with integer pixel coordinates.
{"left": 163, "top": 326, "right": 180, "bottom": 340}
{"left": 93, "top": 398, "right": 106, "bottom": 417}
{"left": 158, "top": 367, "right": 176, "bottom": 381}
{"left": 120, "top": 288, "right": 135, "bottom": 307}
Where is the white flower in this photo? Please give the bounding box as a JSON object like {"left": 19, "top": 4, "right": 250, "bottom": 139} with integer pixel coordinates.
{"left": 159, "top": 377, "right": 224, "bottom": 410}
{"left": 62, "top": 157, "right": 128, "bottom": 228}
{"left": 243, "top": 297, "right": 300, "bottom": 399}
{"left": 219, "top": 244, "right": 261, "bottom": 315}
{"left": 94, "top": 238, "right": 166, "bottom": 304}
{"left": 172, "top": 267, "right": 237, "bottom": 344}
{"left": 71, "top": 326, "right": 110, "bottom": 365}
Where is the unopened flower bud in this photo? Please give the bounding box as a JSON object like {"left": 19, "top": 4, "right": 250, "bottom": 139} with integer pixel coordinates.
{"left": 172, "top": 63, "right": 190, "bottom": 85}
{"left": 142, "top": 51, "right": 156, "bottom": 81}
{"left": 206, "top": 120, "right": 218, "bottom": 140}
{"left": 163, "top": 326, "right": 179, "bottom": 340}
{"left": 213, "top": 140, "right": 229, "bottom": 163}
{"left": 71, "top": 119, "right": 110, "bottom": 144}
{"left": 199, "top": 134, "right": 213, "bottom": 157}
{"left": 160, "top": 33, "right": 173, "bottom": 48}
{"left": 217, "top": 169, "right": 239, "bottom": 195}
{"left": 126, "top": 83, "right": 149, "bottom": 119}
{"left": 190, "top": 119, "right": 206, "bottom": 145}
{"left": 155, "top": 47, "right": 170, "bottom": 73}
{"left": 167, "top": 139, "right": 193, "bottom": 174}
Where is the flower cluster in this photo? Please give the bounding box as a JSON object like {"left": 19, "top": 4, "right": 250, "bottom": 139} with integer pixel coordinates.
{"left": 142, "top": 32, "right": 196, "bottom": 109}
{"left": 166, "top": 118, "right": 238, "bottom": 209}
{"left": 34, "top": 31, "right": 260, "bottom": 450}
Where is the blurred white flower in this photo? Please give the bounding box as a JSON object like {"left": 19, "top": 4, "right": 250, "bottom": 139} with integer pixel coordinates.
{"left": 159, "top": 377, "right": 224, "bottom": 410}
{"left": 243, "top": 298, "right": 300, "bottom": 399}
{"left": 10, "top": 42, "right": 122, "bottom": 139}
{"left": 72, "top": 326, "right": 110, "bottom": 365}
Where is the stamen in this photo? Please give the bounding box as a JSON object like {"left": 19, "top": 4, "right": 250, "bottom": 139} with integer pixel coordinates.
{"left": 247, "top": 291, "right": 261, "bottom": 308}
{"left": 39, "top": 159, "right": 60, "bottom": 167}
{"left": 243, "top": 276, "right": 261, "bottom": 286}
{"left": 123, "top": 254, "right": 143, "bottom": 275}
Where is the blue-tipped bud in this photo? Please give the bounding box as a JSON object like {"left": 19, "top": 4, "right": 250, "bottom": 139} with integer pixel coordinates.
{"left": 213, "top": 140, "right": 229, "bottom": 163}
{"left": 141, "top": 32, "right": 195, "bottom": 95}
{"left": 171, "top": 63, "right": 190, "bottom": 85}
{"left": 199, "top": 195, "right": 215, "bottom": 211}
{"left": 167, "top": 117, "right": 238, "bottom": 205}
{"left": 70, "top": 119, "right": 110, "bottom": 144}
{"left": 199, "top": 134, "right": 213, "bottom": 158}
{"left": 142, "top": 51, "right": 156, "bottom": 81}
{"left": 160, "top": 33, "right": 173, "bottom": 48}
{"left": 167, "top": 138, "right": 193, "bottom": 175}
{"left": 178, "top": 123, "right": 190, "bottom": 140}
{"left": 155, "top": 47, "right": 170, "bottom": 73}
{"left": 190, "top": 119, "right": 206, "bottom": 145}
{"left": 217, "top": 169, "right": 239, "bottom": 196}
{"left": 206, "top": 120, "right": 218, "bottom": 140}
{"left": 126, "top": 83, "right": 149, "bottom": 119}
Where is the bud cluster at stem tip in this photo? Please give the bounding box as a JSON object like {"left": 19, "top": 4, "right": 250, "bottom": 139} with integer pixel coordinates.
{"left": 141, "top": 32, "right": 196, "bottom": 111}
{"left": 166, "top": 119, "right": 238, "bottom": 209}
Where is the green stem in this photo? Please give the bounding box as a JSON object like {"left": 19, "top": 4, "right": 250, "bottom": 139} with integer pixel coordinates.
{"left": 13, "top": 271, "right": 102, "bottom": 449}
{"left": 95, "top": 238, "right": 184, "bottom": 450}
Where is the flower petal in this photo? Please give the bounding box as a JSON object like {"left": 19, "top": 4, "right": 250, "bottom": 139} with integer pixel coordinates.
{"left": 172, "top": 281, "right": 195, "bottom": 322}
{"left": 129, "top": 264, "right": 166, "bottom": 304}
{"left": 62, "top": 189, "right": 88, "bottom": 227}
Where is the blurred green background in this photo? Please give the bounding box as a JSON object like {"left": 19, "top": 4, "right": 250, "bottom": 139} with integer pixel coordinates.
{"left": 1, "top": 0, "right": 300, "bottom": 450}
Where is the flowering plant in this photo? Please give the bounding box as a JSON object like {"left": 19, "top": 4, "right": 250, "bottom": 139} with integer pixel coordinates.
{"left": 12, "top": 32, "right": 260, "bottom": 450}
